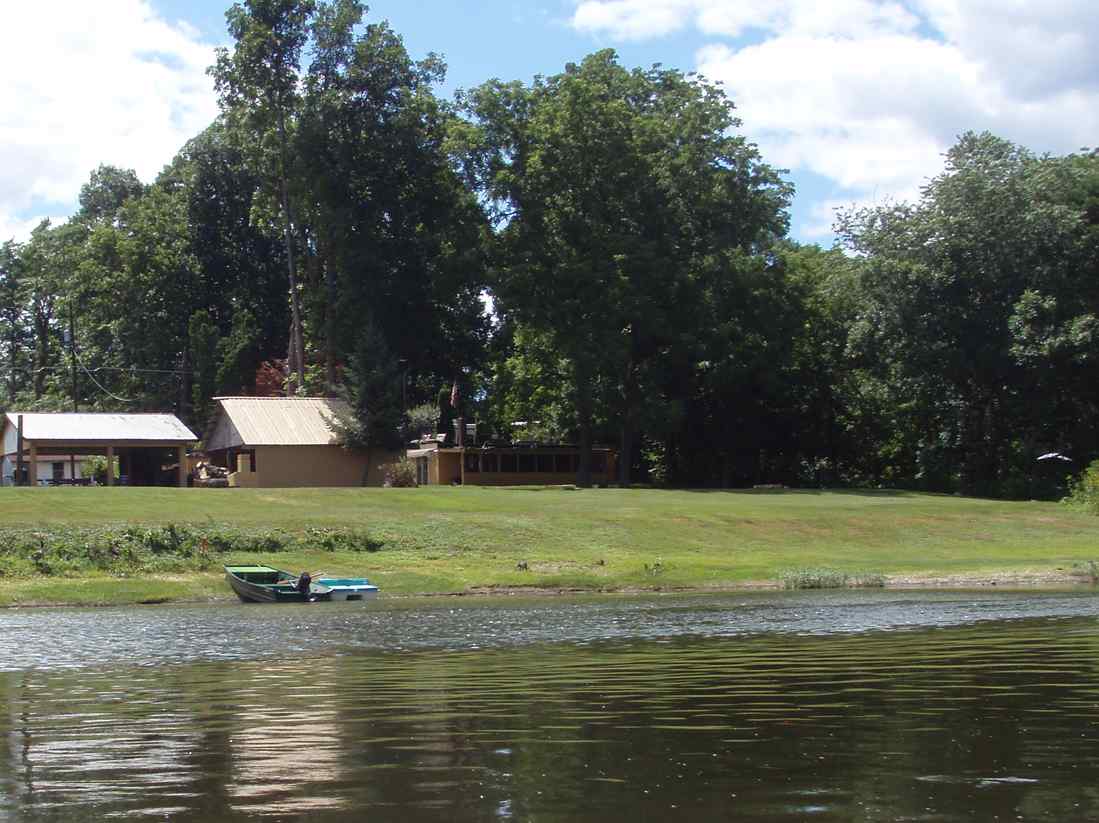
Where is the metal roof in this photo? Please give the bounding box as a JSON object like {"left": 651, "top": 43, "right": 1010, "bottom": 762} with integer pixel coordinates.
{"left": 4, "top": 412, "right": 197, "bottom": 442}
{"left": 205, "top": 397, "right": 352, "bottom": 449}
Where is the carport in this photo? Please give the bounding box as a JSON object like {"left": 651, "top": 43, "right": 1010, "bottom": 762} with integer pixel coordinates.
{"left": 2, "top": 412, "right": 198, "bottom": 487}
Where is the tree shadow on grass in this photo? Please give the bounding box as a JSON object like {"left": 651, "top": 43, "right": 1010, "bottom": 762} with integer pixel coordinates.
{"left": 670, "top": 487, "right": 933, "bottom": 498}
{"left": 470, "top": 485, "right": 955, "bottom": 500}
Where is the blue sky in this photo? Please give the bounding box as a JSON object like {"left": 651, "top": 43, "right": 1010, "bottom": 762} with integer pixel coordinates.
{"left": 3, "top": 1, "right": 1097, "bottom": 245}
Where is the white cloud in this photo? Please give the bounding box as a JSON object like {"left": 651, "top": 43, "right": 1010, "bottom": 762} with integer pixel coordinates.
{"left": 0, "top": 0, "right": 218, "bottom": 241}
{"left": 573, "top": 0, "right": 920, "bottom": 41}
{"left": 570, "top": 0, "right": 1099, "bottom": 237}
{"left": 696, "top": 35, "right": 975, "bottom": 193}
{"left": 572, "top": 0, "right": 694, "bottom": 40}
{"left": 915, "top": 0, "right": 1099, "bottom": 99}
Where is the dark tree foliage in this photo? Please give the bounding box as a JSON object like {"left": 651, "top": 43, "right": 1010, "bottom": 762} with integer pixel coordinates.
{"left": 328, "top": 319, "right": 405, "bottom": 452}
{"left": 159, "top": 123, "right": 290, "bottom": 357}
{"left": 0, "top": 241, "right": 31, "bottom": 408}
{"left": 188, "top": 310, "right": 219, "bottom": 432}
{"left": 839, "top": 133, "right": 1099, "bottom": 497}
{"left": 297, "top": 4, "right": 489, "bottom": 399}
{"left": 458, "top": 49, "right": 791, "bottom": 485}
{"left": 215, "top": 308, "right": 260, "bottom": 396}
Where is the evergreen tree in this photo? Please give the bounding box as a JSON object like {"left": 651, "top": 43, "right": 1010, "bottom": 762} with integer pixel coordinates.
{"left": 330, "top": 320, "right": 404, "bottom": 451}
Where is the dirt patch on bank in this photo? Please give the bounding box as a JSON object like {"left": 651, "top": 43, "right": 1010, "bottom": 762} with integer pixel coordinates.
{"left": 419, "top": 569, "right": 1096, "bottom": 598}
{"left": 884, "top": 569, "right": 1093, "bottom": 589}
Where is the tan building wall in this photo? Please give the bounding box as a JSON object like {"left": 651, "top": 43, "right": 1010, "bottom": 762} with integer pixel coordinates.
{"left": 434, "top": 451, "right": 462, "bottom": 485}
{"left": 229, "top": 445, "right": 401, "bottom": 488}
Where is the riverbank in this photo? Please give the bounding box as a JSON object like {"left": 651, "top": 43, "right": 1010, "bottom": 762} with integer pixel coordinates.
{"left": 0, "top": 486, "right": 1097, "bottom": 606}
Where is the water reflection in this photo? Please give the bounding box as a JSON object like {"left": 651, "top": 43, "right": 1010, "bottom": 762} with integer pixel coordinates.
{"left": 0, "top": 593, "right": 1097, "bottom": 820}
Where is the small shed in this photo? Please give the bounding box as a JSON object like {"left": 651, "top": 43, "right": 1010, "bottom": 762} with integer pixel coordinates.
{"left": 202, "top": 396, "right": 400, "bottom": 488}
{"left": 1, "top": 412, "right": 198, "bottom": 487}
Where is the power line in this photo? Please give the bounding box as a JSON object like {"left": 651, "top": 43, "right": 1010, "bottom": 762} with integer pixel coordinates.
{"left": 71, "top": 345, "right": 134, "bottom": 403}
{"left": 1, "top": 364, "right": 191, "bottom": 376}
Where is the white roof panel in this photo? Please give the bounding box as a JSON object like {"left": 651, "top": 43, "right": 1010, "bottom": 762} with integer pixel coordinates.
{"left": 206, "top": 397, "right": 351, "bottom": 448}
{"left": 4, "top": 413, "right": 197, "bottom": 442}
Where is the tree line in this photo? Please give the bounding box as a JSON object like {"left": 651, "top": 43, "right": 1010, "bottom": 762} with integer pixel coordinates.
{"left": 1, "top": 0, "right": 1097, "bottom": 497}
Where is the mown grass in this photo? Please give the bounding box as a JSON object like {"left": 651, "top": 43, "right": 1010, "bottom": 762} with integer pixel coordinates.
{"left": 0, "top": 485, "right": 1096, "bottom": 606}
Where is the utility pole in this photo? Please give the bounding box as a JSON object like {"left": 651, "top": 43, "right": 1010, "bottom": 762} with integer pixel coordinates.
{"left": 15, "top": 414, "right": 23, "bottom": 486}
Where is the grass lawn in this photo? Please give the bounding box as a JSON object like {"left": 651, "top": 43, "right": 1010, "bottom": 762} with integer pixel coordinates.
{"left": 0, "top": 485, "right": 1097, "bottom": 606}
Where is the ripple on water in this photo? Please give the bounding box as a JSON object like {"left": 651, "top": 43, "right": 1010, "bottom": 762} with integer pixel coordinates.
{"left": 0, "top": 592, "right": 1097, "bottom": 820}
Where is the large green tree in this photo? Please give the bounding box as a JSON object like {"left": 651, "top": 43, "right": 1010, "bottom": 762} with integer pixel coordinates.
{"left": 211, "top": 0, "right": 315, "bottom": 394}
{"left": 840, "top": 133, "right": 1099, "bottom": 496}
{"left": 298, "top": 2, "right": 489, "bottom": 397}
{"left": 459, "top": 50, "right": 790, "bottom": 484}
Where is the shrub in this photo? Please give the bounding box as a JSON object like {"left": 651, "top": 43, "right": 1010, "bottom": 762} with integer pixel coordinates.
{"left": 1065, "top": 460, "right": 1099, "bottom": 512}
{"left": 302, "top": 527, "right": 383, "bottom": 553}
{"left": 82, "top": 456, "right": 111, "bottom": 485}
{"left": 382, "top": 457, "right": 418, "bottom": 487}
{"left": 0, "top": 523, "right": 387, "bottom": 578}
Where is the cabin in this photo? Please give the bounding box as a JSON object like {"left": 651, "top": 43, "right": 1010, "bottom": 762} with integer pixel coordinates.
{"left": 1, "top": 412, "right": 198, "bottom": 487}
{"left": 201, "top": 396, "right": 401, "bottom": 487}
{"left": 408, "top": 422, "right": 616, "bottom": 486}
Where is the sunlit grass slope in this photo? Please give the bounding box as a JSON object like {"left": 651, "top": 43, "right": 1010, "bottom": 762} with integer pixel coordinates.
{"left": 0, "top": 485, "right": 1097, "bottom": 605}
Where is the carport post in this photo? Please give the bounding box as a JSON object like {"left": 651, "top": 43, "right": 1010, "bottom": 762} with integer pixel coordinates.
{"left": 28, "top": 443, "right": 37, "bottom": 486}
{"left": 177, "top": 446, "right": 187, "bottom": 487}
{"left": 106, "top": 446, "right": 114, "bottom": 487}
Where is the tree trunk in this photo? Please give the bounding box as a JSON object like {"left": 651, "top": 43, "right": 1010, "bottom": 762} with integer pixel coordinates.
{"left": 276, "top": 110, "right": 305, "bottom": 396}
{"left": 618, "top": 333, "right": 639, "bottom": 486}
{"left": 287, "top": 317, "right": 300, "bottom": 394}
{"left": 960, "top": 391, "right": 995, "bottom": 496}
{"left": 324, "top": 250, "right": 337, "bottom": 393}
{"left": 575, "top": 359, "right": 594, "bottom": 488}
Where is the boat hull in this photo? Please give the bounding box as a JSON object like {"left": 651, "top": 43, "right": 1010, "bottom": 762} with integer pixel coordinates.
{"left": 224, "top": 566, "right": 378, "bottom": 604}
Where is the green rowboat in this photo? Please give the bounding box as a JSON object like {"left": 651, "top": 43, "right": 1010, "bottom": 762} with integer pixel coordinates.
{"left": 224, "top": 565, "right": 379, "bottom": 603}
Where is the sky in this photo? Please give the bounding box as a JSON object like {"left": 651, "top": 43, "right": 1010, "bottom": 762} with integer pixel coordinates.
{"left": 2, "top": 0, "right": 1098, "bottom": 246}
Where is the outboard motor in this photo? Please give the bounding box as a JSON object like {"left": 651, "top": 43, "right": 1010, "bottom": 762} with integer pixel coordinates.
{"left": 297, "top": 572, "right": 312, "bottom": 597}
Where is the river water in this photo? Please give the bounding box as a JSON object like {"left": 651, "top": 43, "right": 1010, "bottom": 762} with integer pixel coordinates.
{"left": 1, "top": 590, "right": 1098, "bottom": 821}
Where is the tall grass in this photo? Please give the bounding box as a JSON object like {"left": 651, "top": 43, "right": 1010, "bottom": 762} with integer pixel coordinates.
{"left": 780, "top": 568, "right": 886, "bottom": 590}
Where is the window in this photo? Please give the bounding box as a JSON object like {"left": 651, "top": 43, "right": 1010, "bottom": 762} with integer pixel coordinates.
{"left": 555, "top": 454, "right": 576, "bottom": 473}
